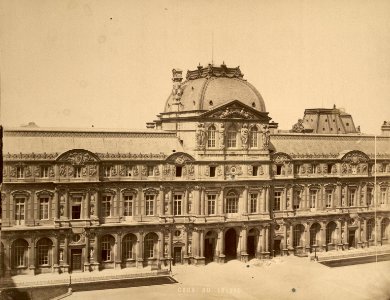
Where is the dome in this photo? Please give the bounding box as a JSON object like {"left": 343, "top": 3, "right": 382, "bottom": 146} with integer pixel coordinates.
{"left": 164, "top": 64, "right": 266, "bottom": 113}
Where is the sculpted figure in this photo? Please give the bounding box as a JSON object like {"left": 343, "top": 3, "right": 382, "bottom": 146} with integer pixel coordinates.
{"left": 261, "top": 124, "right": 271, "bottom": 150}
{"left": 240, "top": 124, "right": 249, "bottom": 148}
{"left": 195, "top": 123, "right": 206, "bottom": 149}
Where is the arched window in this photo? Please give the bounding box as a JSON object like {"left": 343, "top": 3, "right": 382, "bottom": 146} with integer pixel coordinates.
{"left": 207, "top": 125, "right": 216, "bottom": 148}
{"left": 226, "top": 191, "right": 238, "bottom": 213}
{"left": 381, "top": 218, "right": 389, "bottom": 240}
{"left": 293, "top": 224, "right": 305, "bottom": 247}
{"left": 249, "top": 127, "right": 258, "bottom": 148}
{"left": 144, "top": 232, "right": 158, "bottom": 259}
{"left": 122, "top": 234, "right": 137, "bottom": 260}
{"left": 36, "top": 238, "right": 52, "bottom": 266}
{"left": 326, "top": 222, "right": 337, "bottom": 244}
{"left": 12, "top": 239, "right": 28, "bottom": 268}
{"left": 226, "top": 126, "right": 237, "bottom": 148}
{"left": 310, "top": 223, "right": 321, "bottom": 246}
{"left": 101, "top": 235, "right": 115, "bottom": 262}
{"left": 367, "top": 219, "right": 375, "bottom": 241}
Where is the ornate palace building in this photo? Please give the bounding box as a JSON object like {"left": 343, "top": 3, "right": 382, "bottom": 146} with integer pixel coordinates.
{"left": 1, "top": 63, "right": 389, "bottom": 276}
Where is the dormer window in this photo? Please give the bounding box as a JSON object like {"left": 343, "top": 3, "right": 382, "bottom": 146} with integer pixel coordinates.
{"left": 276, "top": 165, "right": 282, "bottom": 175}
{"left": 16, "top": 166, "right": 24, "bottom": 178}
{"left": 207, "top": 125, "right": 216, "bottom": 148}
{"left": 227, "top": 126, "right": 237, "bottom": 148}
{"left": 176, "top": 166, "right": 182, "bottom": 177}
{"left": 249, "top": 127, "right": 258, "bottom": 148}
{"left": 41, "top": 166, "right": 49, "bottom": 178}
{"left": 74, "top": 166, "right": 82, "bottom": 178}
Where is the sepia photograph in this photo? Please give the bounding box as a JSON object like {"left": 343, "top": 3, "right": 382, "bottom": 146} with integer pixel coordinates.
{"left": 0, "top": 0, "right": 390, "bottom": 299}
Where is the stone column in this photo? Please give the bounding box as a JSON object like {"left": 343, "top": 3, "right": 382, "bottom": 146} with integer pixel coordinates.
{"left": 192, "top": 230, "right": 199, "bottom": 258}
{"left": 136, "top": 187, "right": 142, "bottom": 216}
{"left": 159, "top": 187, "right": 165, "bottom": 216}
{"left": 261, "top": 227, "right": 266, "bottom": 254}
{"left": 256, "top": 191, "right": 261, "bottom": 213}
{"left": 357, "top": 185, "right": 362, "bottom": 206}
{"left": 118, "top": 189, "right": 123, "bottom": 218}
{"left": 193, "top": 188, "right": 200, "bottom": 215}
{"left": 261, "top": 188, "right": 266, "bottom": 212}
{"left": 289, "top": 224, "right": 294, "bottom": 251}
{"left": 53, "top": 236, "right": 60, "bottom": 273}
{"left": 336, "top": 220, "right": 342, "bottom": 250}
{"left": 183, "top": 189, "right": 188, "bottom": 215}
{"left": 183, "top": 229, "right": 188, "bottom": 263}
{"left": 336, "top": 184, "right": 342, "bottom": 207}
{"left": 304, "top": 185, "right": 309, "bottom": 209}
{"left": 363, "top": 185, "right": 368, "bottom": 206}
{"left": 265, "top": 226, "right": 269, "bottom": 253}
{"left": 320, "top": 222, "right": 326, "bottom": 250}
{"left": 168, "top": 229, "right": 173, "bottom": 259}
{"left": 63, "top": 236, "right": 69, "bottom": 270}
{"left": 282, "top": 188, "right": 287, "bottom": 211}
{"left": 304, "top": 224, "right": 310, "bottom": 252}
{"left": 29, "top": 239, "right": 36, "bottom": 274}
{"left": 243, "top": 187, "right": 248, "bottom": 214}
{"left": 84, "top": 190, "right": 90, "bottom": 219}
{"left": 377, "top": 218, "right": 382, "bottom": 244}
{"left": 158, "top": 231, "right": 164, "bottom": 260}
{"left": 115, "top": 234, "right": 122, "bottom": 269}
{"left": 218, "top": 228, "right": 225, "bottom": 262}
{"left": 199, "top": 230, "right": 205, "bottom": 258}
{"left": 320, "top": 185, "right": 325, "bottom": 210}
{"left": 343, "top": 220, "right": 348, "bottom": 247}
{"left": 265, "top": 187, "right": 269, "bottom": 213}
{"left": 4, "top": 244, "right": 11, "bottom": 276}
{"left": 363, "top": 219, "right": 368, "bottom": 246}
{"left": 218, "top": 188, "right": 224, "bottom": 215}
{"left": 94, "top": 191, "right": 99, "bottom": 219}
{"left": 84, "top": 234, "right": 90, "bottom": 271}
{"left": 283, "top": 224, "right": 288, "bottom": 254}
{"left": 136, "top": 232, "right": 144, "bottom": 268}
{"left": 200, "top": 188, "right": 205, "bottom": 216}
{"left": 240, "top": 226, "right": 248, "bottom": 262}
{"left": 92, "top": 235, "right": 99, "bottom": 270}
{"left": 54, "top": 189, "right": 60, "bottom": 220}
{"left": 168, "top": 191, "right": 173, "bottom": 215}
{"left": 357, "top": 219, "right": 362, "bottom": 247}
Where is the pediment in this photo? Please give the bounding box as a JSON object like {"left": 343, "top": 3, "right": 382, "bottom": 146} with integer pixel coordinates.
{"left": 199, "top": 100, "right": 270, "bottom": 122}
{"left": 56, "top": 149, "right": 99, "bottom": 165}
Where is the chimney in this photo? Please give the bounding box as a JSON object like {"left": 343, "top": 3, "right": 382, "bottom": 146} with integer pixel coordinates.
{"left": 381, "top": 121, "right": 390, "bottom": 136}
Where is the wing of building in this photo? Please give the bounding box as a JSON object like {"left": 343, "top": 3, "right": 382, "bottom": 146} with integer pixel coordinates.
{"left": 1, "top": 63, "right": 390, "bottom": 276}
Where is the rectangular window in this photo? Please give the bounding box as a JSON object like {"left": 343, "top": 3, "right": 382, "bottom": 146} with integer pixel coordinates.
{"left": 273, "top": 191, "right": 281, "bottom": 211}
{"left": 209, "top": 166, "right": 216, "bottom": 177}
{"left": 41, "top": 166, "right": 49, "bottom": 178}
{"left": 147, "top": 166, "right": 154, "bottom": 177}
{"left": 15, "top": 197, "right": 25, "bottom": 222}
{"left": 15, "top": 244, "right": 26, "bottom": 267}
{"left": 104, "top": 166, "right": 112, "bottom": 177}
{"left": 327, "top": 164, "right": 333, "bottom": 174}
{"left": 71, "top": 197, "right": 82, "bottom": 219}
{"left": 252, "top": 166, "right": 258, "bottom": 176}
{"left": 38, "top": 245, "right": 50, "bottom": 265}
{"left": 145, "top": 194, "right": 154, "bottom": 216}
{"left": 39, "top": 197, "right": 49, "bottom": 220}
{"left": 102, "top": 240, "right": 112, "bottom": 261}
{"left": 348, "top": 190, "right": 356, "bottom": 207}
{"left": 173, "top": 194, "right": 182, "bottom": 215}
{"left": 250, "top": 193, "right": 257, "bottom": 213}
{"left": 381, "top": 188, "right": 386, "bottom": 205}
{"left": 207, "top": 194, "right": 216, "bottom": 215}
{"left": 176, "top": 166, "right": 182, "bottom": 177}
{"left": 124, "top": 195, "right": 133, "bottom": 216}
{"left": 309, "top": 190, "right": 317, "bottom": 208}
{"left": 326, "top": 190, "right": 332, "bottom": 208}
{"left": 102, "top": 196, "right": 111, "bottom": 217}
{"left": 74, "top": 166, "right": 82, "bottom": 178}
{"left": 276, "top": 165, "right": 282, "bottom": 175}
{"left": 227, "top": 130, "right": 236, "bottom": 148}
{"left": 16, "top": 166, "right": 24, "bottom": 178}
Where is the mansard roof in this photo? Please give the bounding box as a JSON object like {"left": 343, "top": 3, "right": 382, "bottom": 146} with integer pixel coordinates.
{"left": 3, "top": 127, "right": 183, "bottom": 160}
{"left": 270, "top": 133, "right": 390, "bottom": 159}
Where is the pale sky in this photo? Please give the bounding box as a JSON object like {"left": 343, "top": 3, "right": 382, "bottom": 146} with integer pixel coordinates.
{"left": 1, "top": 0, "right": 389, "bottom": 134}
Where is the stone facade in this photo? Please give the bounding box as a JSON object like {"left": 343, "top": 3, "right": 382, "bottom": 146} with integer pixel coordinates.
{"left": 0, "top": 64, "right": 389, "bottom": 276}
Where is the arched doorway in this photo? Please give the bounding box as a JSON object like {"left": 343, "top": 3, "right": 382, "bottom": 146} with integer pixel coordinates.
{"left": 204, "top": 231, "right": 217, "bottom": 263}
{"left": 348, "top": 228, "right": 357, "bottom": 248}
{"left": 326, "top": 221, "right": 337, "bottom": 251}
{"left": 310, "top": 223, "right": 321, "bottom": 247}
{"left": 225, "top": 228, "right": 237, "bottom": 260}
{"left": 247, "top": 228, "right": 258, "bottom": 259}
{"left": 273, "top": 235, "right": 283, "bottom": 256}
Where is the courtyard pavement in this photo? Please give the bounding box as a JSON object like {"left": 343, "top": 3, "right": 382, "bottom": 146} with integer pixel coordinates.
{"left": 66, "top": 255, "right": 390, "bottom": 300}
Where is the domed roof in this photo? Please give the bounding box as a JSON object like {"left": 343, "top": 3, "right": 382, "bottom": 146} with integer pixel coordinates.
{"left": 164, "top": 64, "right": 266, "bottom": 113}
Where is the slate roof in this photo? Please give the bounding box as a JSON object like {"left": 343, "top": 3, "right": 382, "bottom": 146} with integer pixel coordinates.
{"left": 3, "top": 127, "right": 183, "bottom": 158}
{"left": 271, "top": 133, "right": 390, "bottom": 159}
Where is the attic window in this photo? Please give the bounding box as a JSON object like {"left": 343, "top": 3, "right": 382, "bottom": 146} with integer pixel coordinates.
{"left": 346, "top": 123, "right": 349, "bottom": 126}
{"left": 333, "top": 119, "right": 335, "bottom": 122}
{"left": 209, "top": 100, "right": 213, "bottom": 106}
{"left": 330, "top": 128, "right": 333, "bottom": 131}
{"left": 325, "top": 119, "right": 328, "bottom": 122}
{"left": 323, "top": 128, "right": 325, "bottom": 131}
{"left": 252, "top": 102, "right": 256, "bottom": 107}
{"left": 193, "top": 101, "right": 196, "bottom": 106}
